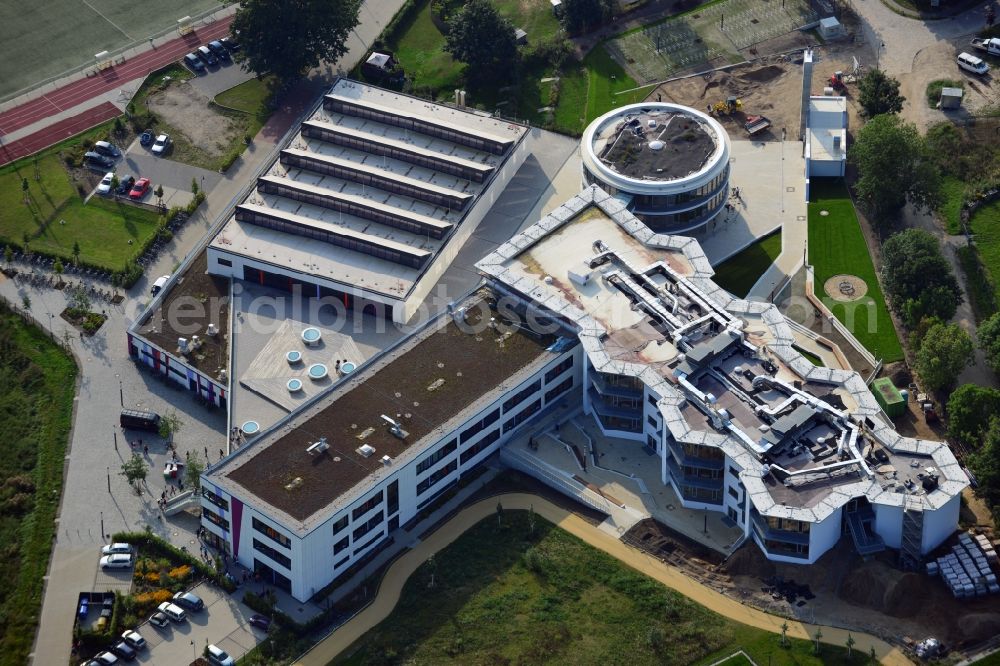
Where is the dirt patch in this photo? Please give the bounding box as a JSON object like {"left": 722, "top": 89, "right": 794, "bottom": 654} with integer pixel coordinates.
{"left": 823, "top": 273, "right": 869, "bottom": 302}
{"left": 738, "top": 64, "right": 785, "bottom": 84}
{"left": 146, "top": 82, "right": 241, "bottom": 157}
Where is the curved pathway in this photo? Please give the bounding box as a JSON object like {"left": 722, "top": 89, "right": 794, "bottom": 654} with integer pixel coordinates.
{"left": 294, "top": 493, "right": 914, "bottom": 666}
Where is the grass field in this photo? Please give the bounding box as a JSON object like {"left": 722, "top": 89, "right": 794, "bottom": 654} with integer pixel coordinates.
{"left": 711, "top": 231, "right": 782, "bottom": 298}
{"left": 336, "top": 511, "right": 872, "bottom": 666}
{"left": 938, "top": 174, "right": 966, "bottom": 235}
{"left": 0, "top": 305, "right": 77, "bottom": 664}
{"left": 808, "top": 181, "right": 903, "bottom": 363}
{"left": 968, "top": 199, "right": 1000, "bottom": 310}
{"left": 0, "top": 0, "right": 222, "bottom": 98}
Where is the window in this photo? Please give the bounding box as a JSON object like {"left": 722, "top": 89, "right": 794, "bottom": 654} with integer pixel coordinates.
{"left": 353, "top": 511, "right": 384, "bottom": 541}
{"left": 217, "top": 257, "right": 232, "bottom": 267}
{"left": 416, "top": 440, "right": 457, "bottom": 475}
{"left": 417, "top": 460, "right": 457, "bottom": 495}
{"left": 202, "top": 488, "right": 229, "bottom": 511}
{"left": 353, "top": 531, "right": 385, "bottom": 556}
{"left": 352, "top": 491, "right": 383, "bottom": 521}
{"left": 728, "top": 486, "right": 739, "bottom": 500}
{"left": 544, "top": 377, "right": 572, "bottom": 404}
{"left": 334, "top": 555, "right": 350, "bottom": 569}
{"left": 766, "top": 517, "right": 810, "bottom": 533}
{"left": 203, "top": 508, "right": 229, "bottom": 530}
{"left": 503, "top": 399, "right": 541, "bottom": 434}
{"left": 332, "top": 515, "right": 349, "bottom": 535}
{"left": 648, "top": 394, "right": 659, "bottom": 407}
{"left": 545, "top": 356, "right": 574, "bottom": 383}
{"left": 503, "top": 380, "right": 540, "bottom": 413}
{"left": 460, "top": 409, "right": 500, "bottom": 444}
{"left": 647, "top": 415, "right": 658, "bottom": 428}
{"left": 253, "top": 539, "right": 291, "bottom": 569}
{"left": 460, "top": 428, "right": 501, "bottom": 463}
{"left": 333, "top": 536, "right": 349, "bottom": 555}
{"left": 387, "top": 480, "right": 399, "bottom": 516}
{"left": 253, "top": 517, "right": 291, "bottom": 549}
{"left": 728, "top": 466, "right": 739, "bottom": 478}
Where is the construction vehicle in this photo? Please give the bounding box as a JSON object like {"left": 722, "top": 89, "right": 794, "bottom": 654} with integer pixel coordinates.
{"left": 711, "top": 96, "right": 742, "bottom": 116}
{"left": 744, "top": 115, "right": 771, "bottom": 135}
{"left": 829, "top": 71, "right": 846, "bottom": 93}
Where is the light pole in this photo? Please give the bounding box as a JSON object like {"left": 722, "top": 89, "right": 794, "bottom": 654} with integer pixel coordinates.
{"left": 115, "top": 373, "right": 123, "bottom": 406}
{"left": 876, "top": 41, "right": 884, "bottom": 71}
{"left": 100, "top": 511, "right": 104, "bottom": 540}
{"left": 113, "top": 427, "right": 117, "bottom": 451}
{"left": 107, "top": 466, "right": 111, "bottom": 494}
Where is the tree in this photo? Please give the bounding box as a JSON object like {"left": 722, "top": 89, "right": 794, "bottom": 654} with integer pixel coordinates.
{"left": 560, "top": 0, "right": 614, "bottom": 34}
{"left": 21, "top": 177, "right": 29, "bottom": 205}
{"left": 880, "top": 229, "right": 962, "bottom": 327}
{"left": 158, "top": 410, "right": 183, "bottom": 444}
{"left": 110, "top": 174, "right": 120, "bottom": 196}
{"left": 858, "top": 69, "right": 905, "bottom": 117}
{"left": 870, "top": 646, "right": 877, "bottom": 664}
{"left": 849, "top": 114, "right": 941, "bottom": 223}
{"left": 846, "top": 633, "right": 855, "bottom": 659}
{"left": 947, "top": 384, "right": 1000, "bottom": 447}
{"left": 445, "top": 0, "right": 518, "bottom": 86}
{"left": 969, "top": 419, "right": 1000, "bottom": 520}
{"left": 22, "top": 232, "right": 30, "bottom": 254}
{"left": 914, "top": 322, "right": 974, "bottom": 391}
{"left": 20, "top": 294, "right": 30, "bottom": 310}
{"left": 231, "top": 0, "right": 361, "bottom": 83}
{"left": 154, "top": 185, "right": 164, "bottom": 208}
{"left": 813, "top": 628, "right": 823, "bottom": 655}
{"left": 978, "top": 312, "right": 1000, "bottom": 373}
{"left": 72, "top": 241, "right": 81, "bottom": 264}
{"left": 53, "top": 259, "right": 64, "bottom": 283}
{"left": 184, "top": 452, "right": 205, "bottom": 491}
{"left": 191, "top": 177, "right": 199, "bottom": 195}
{"left": 121, "top": 453, "right": 148, "bottom": 492}
{"left": 780, "top": 621, "right": 789, "bottom": 647}
{"left": 4, "top": 245, "right": 12, "bottom": 267}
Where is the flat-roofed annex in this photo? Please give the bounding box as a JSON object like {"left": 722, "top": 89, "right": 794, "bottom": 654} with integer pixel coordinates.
{"left": 217, "top": 302, "right": 554, "bottom": 526}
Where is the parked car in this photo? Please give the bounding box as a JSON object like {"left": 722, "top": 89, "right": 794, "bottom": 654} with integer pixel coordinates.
{"left": 150, "top": 275, "right": 170, "bottom": 296}
{"left": 100, "top": 553, "right": 133, "bottom": 569}
{"left": 172, "top": 590, "right": 204, "bottom": 611}
{"left": 183, "top": 52, "right": 206, "bottom": 73}
{"left": 96, "top": 172, "right": 114, "bottom": 195}
{"left": 196, "top": 45, "right": 218, "bottom": 66}
{"left": 94, "top": 140, "right": 120, "bottom": 157}
{"left": 139, "top": 130, "right": 154, "bottom": 146}
{"left": 120, "top": 629, "right": 146, "bottom": 651}
{"left": 248, "top": 614, "right": 271, "bottom": 631}
{"left": 207, "top": 40, "right": 230, "bottom": 61}
{"left": 151, "top": 134, "right": 170, "bottom": 156}
{"left": 220, "top": 36, "right": 240, "bottom": 51}
{"left": 110, "top": 641, "right": 136, "bottom": 661}
{"left": 116, "top": 175, "right": 134, "bottom": 196}
{"left": 101, "top": 543, "right": 133, "bottom": 556}
{"left": 84, "top": 151, "right": 114, "bottom": 169}
{"left": 206, "top": 644, "right": 234, "bottom": 666}
{"left": 147, "top": 611, "right": 169, "bottom": 628}
{"left": 92, "top": 651, "right": 118, "bottom": 665}
{"left": 120, "top": 408, "right": 160, "bottom": 431}
{"left": 128, "top": 177, "right": 151, "bottom": 200}
{"left": 157, "top": 601, "right": 187, "bottom": 623}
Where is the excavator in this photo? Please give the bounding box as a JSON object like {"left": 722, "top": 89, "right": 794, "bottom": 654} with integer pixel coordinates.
{"left": 711, "top": 96, "right": 742, "bottom": 115}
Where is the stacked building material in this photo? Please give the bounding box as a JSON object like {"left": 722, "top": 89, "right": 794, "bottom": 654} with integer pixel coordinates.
{"left": 927, "top": 532, "right": 999, "bottom": 598}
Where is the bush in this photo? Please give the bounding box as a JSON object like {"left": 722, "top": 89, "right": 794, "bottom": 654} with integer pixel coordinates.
{"left": 110, "top": 530, "right": 237, "bottom": 593}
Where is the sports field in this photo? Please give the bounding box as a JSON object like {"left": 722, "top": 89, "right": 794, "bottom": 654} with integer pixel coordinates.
{"left": 0, "top": 0, "right": 222, "bottom": 99}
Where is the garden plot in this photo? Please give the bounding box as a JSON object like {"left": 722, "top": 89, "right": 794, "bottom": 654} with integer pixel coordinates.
{"left": 606, "top": 0, "right": 820, "bottom": 84}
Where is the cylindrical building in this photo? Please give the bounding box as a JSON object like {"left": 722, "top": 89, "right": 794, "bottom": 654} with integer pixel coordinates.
{"left": 581, "top": 103, "right": 731, "bottom": 234}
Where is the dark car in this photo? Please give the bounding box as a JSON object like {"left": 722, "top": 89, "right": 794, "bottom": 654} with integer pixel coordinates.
{"left": 120, "top": 408, "right": 160, "bottom": 432}
{"left": 183, "top": 53, "right": 205, "bottom": 73}
{"left": 207, "top": 40, "right": 230, "bottom": 61}
{"left": 196, "top": 45, "right": 218, "bottom": 67}
{"left": 139, "top": 130, "right": 154, "bottom": 146}
{"left": 83, "top": 151, "right": 114, "bottom": 169}
{"left": 94, "top": 140, "right": 120, "bottom": 158}
{"left": 220, "top": 36, "right": 239, "bottom": 52}
{"left": 248, "top": 614, "right": 271, "bottom": 631}
{"left": 172, "top": 590, "right": 204, "bottom": 611}
{"left": 116, "top": 175, "right": 135, "bottom": 196}
{"left": 110, "top": 642, "right": 136, "bottom": 661}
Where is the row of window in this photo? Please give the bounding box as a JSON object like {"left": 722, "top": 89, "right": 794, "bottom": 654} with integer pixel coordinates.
{"left": 629, "top": 165, "right": 730, "bottom": 207}
{"left": 202, "top": 488, "right": 229, "bottom": 511}
{"left": 353, "top": 511, "right": 384, "bottom": 541}
{"left": 281, "top": 150, "right": 471, "bottom": 211}
{"left": 460, "top": 408, "right": 500, "bottom": 444}
{"left": 204, "top": 507, "right": 229, "bottom": 531}
{"left": 596, "top": 413, "right": 641, "bottom": 433}
{"left": 544, "top": 377, "right": 573, "bottom": 405}
{"left": 635, "top": 191, "right": 727, "bottom": 231}
{"left": 460, "top": 428, "right": 501, "bottom": 464}
{"left": 236, "top": 206, "right": 429, "bottom": 270}
{"left": 352, "top": 491, "right": 383, "bottom": 520}
{"left": 545, "top": 356, "right": 574, "bottom": 383}
{"left": 502, "top": 380, "right": 540, "bottom": 413}
{"left": 253, "top": 538, "right": 291, "bottom": 569}
{"left": 680, "top": 486, "right": 722, "bottom": 504}
{"left": 417, "top": 460, "right": 458, "bottom": 495}
{"left": 252, "top": 517, "right": 291, "bottom": 549}
{"left": 416, "top": 439, "right": 457, "bottom": 475}
{"left": 334, "top": 535, "right": 349, "bottom": 555}
{"left": 324, "top": 98, "right": 511, "bottom": 156}
{"left": 258, "top": 179, "right": 451, "bottom": 240}
{"left": 302, "top": 124, "right": 492, "bottom": 183}
{"left": 503, "top": 398, "right": 541, "bottom": 434}
{"left": 766, "top": 516, "right": 811, "bottom": 533}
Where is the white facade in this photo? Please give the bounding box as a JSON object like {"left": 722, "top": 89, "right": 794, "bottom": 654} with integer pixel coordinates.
{"left": 806, "top": 96, "right": 848, "bottom": 178}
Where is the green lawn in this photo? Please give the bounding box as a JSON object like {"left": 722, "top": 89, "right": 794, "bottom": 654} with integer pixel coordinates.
{"left": 0, "top": 135, "right": 160, "bottom": 270}
{"left": 938, "top": 174, "right": 965, "bottom": 234}
{"left": 808, "top": 181, "right": 903, "bottom": 363}
{"left": 214, "top": 76, "right": 274, "bottom": 115}
{"left": 336, "top": 511, "right": 873, "bottom": 666}
{"left": 0, "top": 305, "right": 77, "bottom": 663}
{"left": 388, "top": 0, "right": 463, "bottom": 95}
{"left": 968, "top": 199, "right": 1000, "bottom": 311}
{"left": 712, "top": 231, "right": 782, "bottom": 298}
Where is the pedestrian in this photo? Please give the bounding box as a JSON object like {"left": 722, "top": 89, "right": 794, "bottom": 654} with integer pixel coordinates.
{"left": 204, "top": 446, "right": 208, "bottom": 459}
{"left": 179, "top": 480, "right": 184, "bottom": 491}
{"left": 143, "top": 444, "right": 148, "bottom": 455}
{"left": 161, "top": 490, "right": 165, "bottom": 501}
{"left": 219, "top": 448, "right": 224, "bottom": 460}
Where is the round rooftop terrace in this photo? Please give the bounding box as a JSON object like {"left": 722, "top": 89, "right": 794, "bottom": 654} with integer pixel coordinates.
{"left": 581, "top": 103, "right": 730, "bottom": 196}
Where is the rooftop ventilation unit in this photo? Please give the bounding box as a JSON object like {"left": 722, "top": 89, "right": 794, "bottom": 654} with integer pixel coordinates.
{"left": 177, "top": 337, "right": 189, "bottom": 354}
{"left": 381, "top": 455, "right": 392, "bottom": 466}
{"left": 381, "top": 414, "right": 408, "bottom": 439}
{"left": 207, "top": 323, "right": 219, "bottom": 336}
{"left": 648, "top": 140, "right": 665, "bottom": 151}
{"left": 306, "top": 437, "right": 330, "bottom": 456}
{"left": 356, "top": 444, "right": 376, "bottom": 458}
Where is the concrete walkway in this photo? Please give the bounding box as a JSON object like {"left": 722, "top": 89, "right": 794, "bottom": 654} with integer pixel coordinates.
{"left": 293, "top": 493, "right": 914, "bottom": 666}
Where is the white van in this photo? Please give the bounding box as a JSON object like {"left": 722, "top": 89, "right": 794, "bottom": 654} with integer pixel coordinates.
{"left": 156, "top": 601, "right": 187, "bottom": 623}
{"left": 958, "top": 52, "right": 989, "bottom": 75}
{"left": 150, "top": 275, "right": 170, "bottom": 296}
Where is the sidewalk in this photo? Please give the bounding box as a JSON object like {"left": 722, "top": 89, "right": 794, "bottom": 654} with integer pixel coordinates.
{"left": 293, "top": 493, "right": 914, "bottom": 666}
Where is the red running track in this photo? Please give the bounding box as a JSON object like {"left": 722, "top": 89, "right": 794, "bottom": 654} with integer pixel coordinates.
{"left": 0, "top": 102, "right": 123, "bottom": 167}
{"left": 0, "top": 14, "right": 233, "bottom": 137}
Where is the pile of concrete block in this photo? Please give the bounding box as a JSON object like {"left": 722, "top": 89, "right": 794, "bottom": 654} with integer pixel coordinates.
{"left": 926, "top": 532, "right": 999, "bottom": 598}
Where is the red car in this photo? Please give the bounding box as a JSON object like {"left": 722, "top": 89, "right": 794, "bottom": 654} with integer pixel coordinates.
{"left": 128, "top": 177, "right": 151, "bottom": 200}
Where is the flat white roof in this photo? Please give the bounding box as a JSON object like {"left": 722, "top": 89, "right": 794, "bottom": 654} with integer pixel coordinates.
{"left": 808, "top": 96, "right": 847, "bottom": 164}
